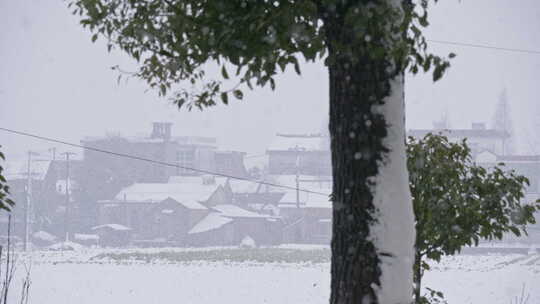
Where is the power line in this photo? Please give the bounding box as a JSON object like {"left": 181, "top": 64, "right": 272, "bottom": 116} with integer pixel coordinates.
{"left": 0, "top": 127, "right": 331, "bottom": 197}
{"left": 427, "top": 39, "right": 540, "bottom": 55}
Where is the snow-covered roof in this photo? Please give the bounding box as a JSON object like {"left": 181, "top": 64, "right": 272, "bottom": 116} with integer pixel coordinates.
{"left": 211, "top": 204, "right": 269, "bottom": 218}
{"left": 497, "top": 155, "right": 540, "bottom": 162}
{"left": 279, "top": 191, "right": 332, "bottom": 209}
{"left": 408, "top": 128, "right": 508, "bottom": 139}
{"left": 165, "top": 198, "right": 207, "bottom": 210}
{"left": 82, "top": 135, "right": 217, "bottom": 146}
{"left": 189, "top": 204, "right": 271, "bottom": 234}
{"left": 267, "top": 134, "right": 329, "bottom": 151}
{"left": 168, "top": 176, "right": 210, "bottom": 184}
{"left": 113, "top": 182, "right": 217, "bottom": 209}
{"left": 266, "top": 175, "right": 332, "bottom": 209}
{"left": 475, "top": 150, "right": 540, "bottom": 164}
{"left": 74, "top": 233, "right": 99, "bottom": 241}
{"left": 47, "top": 241, "right": 84, "bottom": 251}
{"left": 170, "top": 176, "right": 262, "bottom": 194}
{"left": 223, "top": 178, "right": 261, "bottom": 193}
{"left": 188, "top": 213, "right": 233, "bottom": 234}
{"left": 4, "top": 160, "right": 51, "bottom": 181}
{"left": 92, "top": 224, "right": 132, "bottom": 231}
{"left": 33, "top": 230, "right": 57, "bottom": 242}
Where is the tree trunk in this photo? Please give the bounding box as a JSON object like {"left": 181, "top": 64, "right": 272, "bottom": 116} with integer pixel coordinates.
{"left": 327, "top": 9, "right": 415, "bottom": 304}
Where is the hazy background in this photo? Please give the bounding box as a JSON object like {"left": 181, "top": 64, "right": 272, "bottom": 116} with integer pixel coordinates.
{"left": 1, "top": 0, "right": 539, "bottom": 161}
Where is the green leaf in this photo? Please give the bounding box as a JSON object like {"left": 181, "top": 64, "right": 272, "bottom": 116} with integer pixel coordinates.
{"left": 433, "top": 65, "right": 444, "bottom": 81}
{"left": 221, "top": 65, "right": 229, "bottom": 80}
{"left": 220, "top": 92, "right": 229, "bottom": 105}
{"left": 269, "top": 78, "right": 276, "bottom": 90}
{"left": 233, "top": 90, "right": 243, "bottom": 100}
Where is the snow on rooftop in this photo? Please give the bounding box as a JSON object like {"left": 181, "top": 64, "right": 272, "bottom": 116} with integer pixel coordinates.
{"left": 266, "top": 175, "right": 332, "bottom": 208}
{"left": 33, "top": 230, "right": 57, "bottom": 242}
{"left": 47, "top": 241, "right": 84, "bottom": 251}
{"left": 223, "top": 179, "right": 261, "bottom": 193}
{"left": 92, "top": 224, "right": 132, "bottom": 231}
{"left": 167, "top": 176, "right": 209, "bottom": 184}
{"left": 278, "top": 191, "right": 332, "bottom": 209}
{"left": 408, "top": 128, "right": 508, "bottom": 139}
{"left": 189, "top": 203, "right": 270, "bottom": 234}
{"left": 170, "top": 176, "right": 262, "bottom": 194}
{"left": 82, "top": 135, "right": 217, "bottom": 146}
{"left": 113, "top": 182, "right": 217, "bottom": 209}
{"left": 170, "top": 199, "right": 208, "bottom": 210}
{"left": 188, "top": 213, "right": 233, "bottom": 234}
{"left": 74, "top": 233, "right": 99, "bottom": 241}
{"left": 211, "top": 204, "right": 269, "bottom": 218}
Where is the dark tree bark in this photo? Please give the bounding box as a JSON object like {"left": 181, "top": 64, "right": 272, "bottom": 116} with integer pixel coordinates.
{"left": 326, "top": 26, "right": 394, "bottom": 304}
{"left": 322, "top": 3, "right": 411, "bottom": 304}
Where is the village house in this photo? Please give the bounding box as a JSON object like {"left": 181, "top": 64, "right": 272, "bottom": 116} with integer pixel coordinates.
{"left": 268, "top": 175, "right": 332, "bottom": 244}
{"left": 266, "top": 133, "right": 331, "bottom": 176}
{"left": 408, "top": 122, "right": 509, "bottom": 157}
{"left": 96, "top": 176, "right": 281, "bottom": 247}
{"left": 186, "top": 202, "right": 281, "bottom": 247}
{"left": 261, "top": 133, "right": 333, "bottom": 244}
{"left": 79, "top": 122, "right": 247, "bottom": 205}
{"left": 476, "top": 151, "right": 540, "bottom": 205}
{"left": 75, "top": 122, "right": 249, "bottom": 232}
{"left": 2, "top": 159, "right": 52, "bottom": 240}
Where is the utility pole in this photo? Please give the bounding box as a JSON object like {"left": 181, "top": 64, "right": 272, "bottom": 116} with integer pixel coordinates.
{"left": 49, "top": 147, "right": 56, "bottom": 161}
{"left": 61, "top": 152, "right": 76, "bottom": 242}
{"left": 24, "top": 151, "right": 39, "bottom": 251}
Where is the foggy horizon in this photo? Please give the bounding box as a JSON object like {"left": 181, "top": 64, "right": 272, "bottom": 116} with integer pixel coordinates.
{"left": 1, "top": 0, "right": 540, "bottom": 161}
{"left": 1, "top": 1, "right": 540, "bottom": 304}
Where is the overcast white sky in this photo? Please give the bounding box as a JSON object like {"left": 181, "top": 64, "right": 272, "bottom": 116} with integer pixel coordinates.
{"left": 1, "top": 0, "right": 539, "bottom": 161}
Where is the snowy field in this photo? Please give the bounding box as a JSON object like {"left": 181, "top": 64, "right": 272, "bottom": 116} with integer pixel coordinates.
{"left": 6, "top": 247, "right": 540, "bottom": 304}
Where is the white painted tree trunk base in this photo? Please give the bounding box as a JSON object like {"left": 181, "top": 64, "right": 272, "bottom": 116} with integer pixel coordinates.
{"left": 370, "top": 74, "right": 415, "bottom": 304}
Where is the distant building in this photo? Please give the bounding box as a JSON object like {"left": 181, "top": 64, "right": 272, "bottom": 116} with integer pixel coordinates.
{"left": 270, "top": 175, "right": 332, "bottom": 244}
{"left": 97, "top": 176, "right": 281, "bottom": 246}
{"left": 476, "top": 151, "right": 540, "bottom": 201}
{"left": 409, "top": 122, "right": 509, "bottom": 157}
{"left": 39, "top": 159, "right": 85, "bottom": 236}
{"left": 263, "top": 133, "right": 333, "bottom": 244}
{"left": 266, "top": 133, "right": 331, "bottom": 176}
{"left": 81, "top": 122, "right": 218, "bottom": 185}
{"left": 96, "top": 176, "right": 225, "bottom": 241}
{"left": 1, "top": 160, "right": 51, "bottom": 239}
{"left": 79, "top": 122, "right": 249, "bottom": 227}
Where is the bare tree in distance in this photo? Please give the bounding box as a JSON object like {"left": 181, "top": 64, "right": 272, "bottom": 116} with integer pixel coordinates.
{"left": 492, "top": 88, "right": 515, "bottom": 155}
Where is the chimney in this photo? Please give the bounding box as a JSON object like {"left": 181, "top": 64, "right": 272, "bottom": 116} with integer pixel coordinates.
{"left": 151, "top": 122, "right": 173, "bottom": 141}
{"left": 471, "top": 122, "right": 486, "bottom": 130}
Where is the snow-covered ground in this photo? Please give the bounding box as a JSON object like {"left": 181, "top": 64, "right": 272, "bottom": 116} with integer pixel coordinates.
{"left": 6, "top": 248, "right": 540, "bottom": 304}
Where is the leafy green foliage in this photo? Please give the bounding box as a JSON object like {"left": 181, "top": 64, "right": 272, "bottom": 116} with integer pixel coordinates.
{"left": 407, "top": 134, "right": 540, "bottom": 303}
{"left": 417, "top": 288, "right": 448, "bottom": 304}
{"left": 68, "top": 0, "right": 453, "bottom": 109}
{"left": 0, "top": 147, "right": 15, "bottom": 212}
